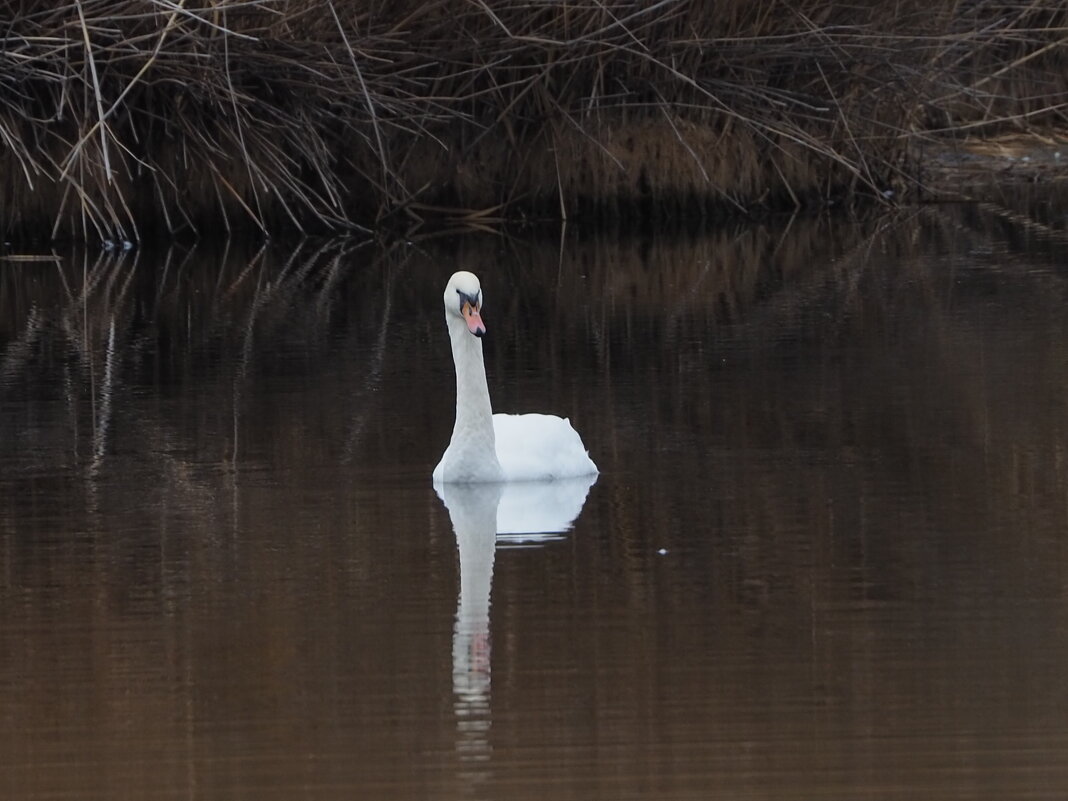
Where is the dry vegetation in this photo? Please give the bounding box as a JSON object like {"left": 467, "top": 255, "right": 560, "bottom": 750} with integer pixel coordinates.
{"left": 0, "top": 0, "right": 1066, "bottom": 242}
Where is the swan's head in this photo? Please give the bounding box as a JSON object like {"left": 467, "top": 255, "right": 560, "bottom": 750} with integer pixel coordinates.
{"left": 444, "top": 271, "right": 486, "bottom": 337}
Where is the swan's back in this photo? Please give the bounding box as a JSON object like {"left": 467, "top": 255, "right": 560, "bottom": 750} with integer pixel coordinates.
{"left": 492, "top": 413, "right": 597, "bottom": 481}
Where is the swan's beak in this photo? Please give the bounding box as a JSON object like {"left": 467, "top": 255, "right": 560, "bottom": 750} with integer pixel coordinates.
{"left": 463, "top": 302, "right": 486, "bottom": 337}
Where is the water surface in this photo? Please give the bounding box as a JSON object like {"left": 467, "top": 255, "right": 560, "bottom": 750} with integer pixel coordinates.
{"left": 2, "top": 207, "right": 1068, "bottom": 798}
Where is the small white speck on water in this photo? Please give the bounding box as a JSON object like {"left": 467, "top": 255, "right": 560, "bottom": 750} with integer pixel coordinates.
{"left": 657, "top": 548, "right": 668, "bottom": 555}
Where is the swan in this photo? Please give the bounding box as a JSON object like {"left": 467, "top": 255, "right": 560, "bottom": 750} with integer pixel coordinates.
{"left": 433, "top": 271, "right": 598, "bottom": 484}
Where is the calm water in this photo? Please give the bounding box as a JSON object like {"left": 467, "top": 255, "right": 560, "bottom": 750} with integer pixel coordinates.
{"left": 2, "top": 206, "right": 1068, "bottom": 799}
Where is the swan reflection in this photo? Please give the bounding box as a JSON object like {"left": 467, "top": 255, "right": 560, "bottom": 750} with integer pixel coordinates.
{"left": 436, "top": 475, "right": 597, "bottom": 781}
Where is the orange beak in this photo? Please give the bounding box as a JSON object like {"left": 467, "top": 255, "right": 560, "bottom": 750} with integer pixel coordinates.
{"left": 463, "top": 301, "right": 486, "bottom": 337}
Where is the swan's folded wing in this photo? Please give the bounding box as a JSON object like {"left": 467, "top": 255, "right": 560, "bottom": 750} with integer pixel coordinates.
{"left": 492, "top": 413, "right": 598, "bottom": 481}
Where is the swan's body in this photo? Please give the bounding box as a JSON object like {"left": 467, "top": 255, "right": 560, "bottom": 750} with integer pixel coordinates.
{"left": 433, "top": 271, "right": 598, "bottom": 484}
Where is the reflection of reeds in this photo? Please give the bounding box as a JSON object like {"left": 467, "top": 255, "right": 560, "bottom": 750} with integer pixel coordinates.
{"left": 1, "top": 2, "right": 1066, "bottom": 241}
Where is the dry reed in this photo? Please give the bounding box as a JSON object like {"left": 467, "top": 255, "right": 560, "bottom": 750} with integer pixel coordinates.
{"left": 0, "top": 1, "right": 1066, "bottom": 242}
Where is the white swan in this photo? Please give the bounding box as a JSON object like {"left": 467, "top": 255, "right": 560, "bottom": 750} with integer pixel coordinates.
{"left": 433, "top": 271, "right": 598, "bottom": 483}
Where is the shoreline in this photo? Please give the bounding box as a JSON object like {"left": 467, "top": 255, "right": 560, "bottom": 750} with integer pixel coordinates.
{"left": 1, "top": 2, "right": 1066, "bottom": 244}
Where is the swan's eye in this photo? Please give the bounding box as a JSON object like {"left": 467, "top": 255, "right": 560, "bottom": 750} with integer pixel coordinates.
{"left": 457, "top": 291, "right": 481, "bottom": 317}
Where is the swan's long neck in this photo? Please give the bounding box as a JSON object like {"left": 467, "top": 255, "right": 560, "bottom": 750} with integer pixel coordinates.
{"left": 450, "top": 318, "right": 494, "bottom": 435}
{"left": 444, "top": 316, "right": 503, "bottom": 482}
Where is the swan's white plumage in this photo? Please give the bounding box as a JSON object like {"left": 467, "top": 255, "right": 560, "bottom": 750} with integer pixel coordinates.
{"left": 434, "top": 271, "right": 598, "bottom": 484}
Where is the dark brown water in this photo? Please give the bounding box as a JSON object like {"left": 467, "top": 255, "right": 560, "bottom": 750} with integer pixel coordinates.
{"left": 2, "top": 206, "right": 1068, "bottom": 799}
